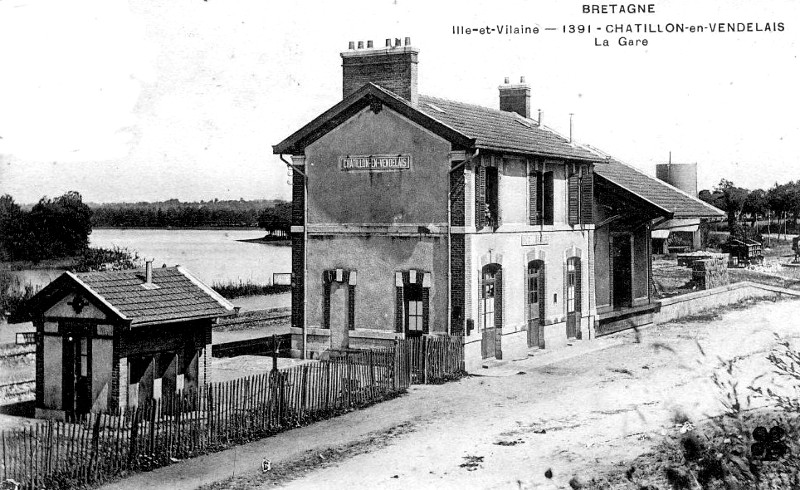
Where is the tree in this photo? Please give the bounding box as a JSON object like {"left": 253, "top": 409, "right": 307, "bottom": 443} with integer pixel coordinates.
{"left": 714, "top": 179, "right": 749, "bottom": 238}
{"left": 743, "top": 189, "right": 767, "bottom": 227}
{"left": 258, "top": 202, "right": 291, "bottom": 237}
{"left": 0, "top": 195, "right": 31, "bottom": 261}
{"left": 29, "top": 191, "right": 93, "bottom": 259}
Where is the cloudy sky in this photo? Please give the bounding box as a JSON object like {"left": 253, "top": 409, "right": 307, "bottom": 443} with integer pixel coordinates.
{"left": 0, "top": 0, "right": 797, "bottom": 203}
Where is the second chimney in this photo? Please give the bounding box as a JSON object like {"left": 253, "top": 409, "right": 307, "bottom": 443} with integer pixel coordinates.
{"left": 341, "top": 38, "right": 419, "bottom": 105}
{"left": 499, "top": 76, "right": 531, "bottom": 118}
{"left": 145, "top": 259, "right": 153, "bottom": 285}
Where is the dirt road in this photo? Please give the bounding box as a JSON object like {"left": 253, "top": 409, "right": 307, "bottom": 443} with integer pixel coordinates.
{"left": 102, "top": 297, "right": 800, "bottom": 490}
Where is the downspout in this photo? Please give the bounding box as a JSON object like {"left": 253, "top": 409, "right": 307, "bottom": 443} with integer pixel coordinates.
{"left": 280, "top": 154, "right": 308, "bottom": 359}
{"left": 448, "top": 149, "right": 479, "bottom": 336}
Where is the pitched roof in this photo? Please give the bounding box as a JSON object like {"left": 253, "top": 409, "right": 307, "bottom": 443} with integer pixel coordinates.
{"left": 274, "top": 83, "right": 599, "bottom": 162}
{"left": 273, "top": 83, "right": 474, "bottom": 154}
{"left": 30, "top": 267, "right": 234, "bottom": 326}
{"left": 417, "top": 95, "right": 600, "bottom": 162}
{"left": 592, "top": 155, "right": 724, "bottom": 219}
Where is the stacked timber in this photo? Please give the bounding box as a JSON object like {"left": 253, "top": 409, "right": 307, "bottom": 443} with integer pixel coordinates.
{"left": 691, "top": 256, "right": 729, "bottom": 290}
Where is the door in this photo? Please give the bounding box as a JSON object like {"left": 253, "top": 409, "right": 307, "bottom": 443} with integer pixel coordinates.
{"left": 526, "top": 260, "right": 545, "bottom": 348}
{"left": 566, "top": 258, "right": 582, "bottom": 339}
{"left": 329, "top": 282, "right": 349, "bottom": 349}
{"left": 612, "top": 235, "right": 633, "bottom": 309}
{"left": 480, "top": 264, "right": 502, "bottom": 359}
{"left": 64, "top": 335, "right": 91, "bottom": 416}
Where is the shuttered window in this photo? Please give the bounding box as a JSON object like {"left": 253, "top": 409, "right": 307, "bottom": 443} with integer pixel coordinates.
{"left": 580, "top": 169, "right": 594, "bottom": 224}
{"left": 529, "top": 171, "right": 541, "bottom": 225}
{"left": 475, "top": 165, "right": 486, "bottom": 230}
{"left": 568, "top": 174, "right": 580, "bottom": 225}
{"left": 542, "top": 172, "right": 554, "bottom": 225}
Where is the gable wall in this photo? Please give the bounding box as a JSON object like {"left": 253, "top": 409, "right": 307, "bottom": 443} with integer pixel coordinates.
{"left": 305, "top": 106, "right": 451, "bottom": 225}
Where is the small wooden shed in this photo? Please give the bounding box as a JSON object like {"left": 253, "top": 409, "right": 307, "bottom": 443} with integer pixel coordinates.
{"left": 23, "top": 263, "right": 234, "bottom": 420}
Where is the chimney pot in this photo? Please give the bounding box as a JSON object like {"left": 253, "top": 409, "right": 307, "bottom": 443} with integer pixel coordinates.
{"left": 357, "top": 41, "right": 364, "bottom": 49}
{"left": 504, "top": 77, "right": 510, "bottom": 84}
{"left": 395, "top": 38, "right": 401, "bottom": 47}
{"left": 499, "top": 79, "right": 531, "bottom": 118}
{"left": 520, "top": 76, "right": 526, "bottom": 83}
{"left": 348, "top": 41, "right": 355, "bottom": 50}
{"left": 342, "top": 37, "right": 419, "bottom": 105}
{"left": 145, "top": 260, "right": 153, "bottom": 284}
{"left": 367, "top": 40, "right": 373, "bottom": 48}
{"left": 404, "top": 37, "right": 411, "bottom": 46}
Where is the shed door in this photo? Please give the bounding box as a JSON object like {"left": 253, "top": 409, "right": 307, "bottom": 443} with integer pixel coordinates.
{"left": 64, "top": 335, "right": 91, "bottom": 416}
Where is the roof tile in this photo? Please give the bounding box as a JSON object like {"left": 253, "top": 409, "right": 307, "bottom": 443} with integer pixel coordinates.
{"left": 76, "top": 267, "right": 233, "bottom": 326}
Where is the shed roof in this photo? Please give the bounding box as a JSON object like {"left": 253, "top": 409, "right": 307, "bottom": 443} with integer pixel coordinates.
{"left": 592, "top": 156, "right": 724, "bottom": 219}
{"left": 27, "top": 266, "right": 234, "bottom": 327}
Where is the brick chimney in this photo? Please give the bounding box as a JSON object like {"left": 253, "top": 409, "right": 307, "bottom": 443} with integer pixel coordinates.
{"left": 499, "top": 76, "right": 531, "bottom": 118}
{"left": 341, "top": 37, "right": 418, "bottom": 105}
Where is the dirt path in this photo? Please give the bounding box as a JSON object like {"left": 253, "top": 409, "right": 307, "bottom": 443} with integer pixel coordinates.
{"left": 102, "top": 297, "right": 800, "bottom": 490}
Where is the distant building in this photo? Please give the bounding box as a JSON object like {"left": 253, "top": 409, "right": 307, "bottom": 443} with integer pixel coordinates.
{"left": 22, "top": 263, "right": 233, "bottom": 420}
{"left": 651, "top": 163, "right": 703, "bottom": 253}
{"left": 273, "top": 38, "right": 723, "bottom": 369}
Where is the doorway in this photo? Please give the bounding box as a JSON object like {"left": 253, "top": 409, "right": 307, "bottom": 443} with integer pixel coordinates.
{"left": 63, "top": 335, "right": 91, "bottom": 416}
{"left": 526, "top": 260, "right": 545, "bottom": 348}
{"left": 612, "top": 235, "right": 633, "bottom": 309}
{"left": 329, "top": 282, "right": 350, "bottom": 349}
{"left": 565, "top": 257, "right": 582, "bottom": 339}
{"left": 480, "top": 264, "right": 502, "bottom": 359}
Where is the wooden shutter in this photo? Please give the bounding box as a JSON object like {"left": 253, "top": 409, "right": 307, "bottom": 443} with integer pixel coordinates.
{"left": 494, "top": 268, "right": 503, "bottom": 359}
{"left": 475, "top": 165, "right": 486, "bottom": 230}
{"left": 543, "top": 173, "right": 554, "bottom": 225}
{"left": 347, "top": 285, "right": 355, "bottom": 330}
{"left": 494, "top": 268, "right": 503, "bottom": 330}
{"left": 477, "top": 270, "right": 483, "bottom": 331}
{"left": 422, "top": 287, "right": 430, "bottom": 334}
{"left": 395, "top": 286, "right": 404, "bottom": 333}
{"left": 575, "top": 259, "right": 582, "bottom": 339}
{"left": 580, "top": 168, "right": 594, "bottom": 224}
{"left": 568, "top": 174, "right": 580, "bottom": 225}
{"left": 529, "top": 172, "right": 540, "bottom": 225}
{"left": 538, "top": 265, "right": 546, "bottom": 348}
{"left": 322, "top": 276, "right": 331, "bottom": 329}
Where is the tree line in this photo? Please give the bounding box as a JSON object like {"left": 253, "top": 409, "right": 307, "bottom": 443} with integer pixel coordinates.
{"left": 0, "top": 192, "right": 92, "bottom": 262}
{"left": 699, "top": 179, "right": 800, "bottom": 238}
{"left": 90, "top": 199, "right": 289, "bottom": 230}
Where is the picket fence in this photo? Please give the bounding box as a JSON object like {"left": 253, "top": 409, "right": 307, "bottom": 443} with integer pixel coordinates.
{"left": 0, "top": 336, "right": 464, "bottom": 489}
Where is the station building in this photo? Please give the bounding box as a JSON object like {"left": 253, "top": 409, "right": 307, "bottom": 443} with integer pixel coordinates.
{"left": 273, "top": 38, "right": 722, "bottom": 369}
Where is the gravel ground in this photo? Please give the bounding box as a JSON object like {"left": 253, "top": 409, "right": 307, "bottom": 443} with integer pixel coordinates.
{"left": 96, "top": 295, "right": 800, "bottom": 490}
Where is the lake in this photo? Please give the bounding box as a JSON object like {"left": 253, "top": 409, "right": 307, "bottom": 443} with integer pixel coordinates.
{"left": 90, "top": 229, "right": 290, "bottom": 286}
{"left": 3, "top": 229, "right": 292, "bottom": 318}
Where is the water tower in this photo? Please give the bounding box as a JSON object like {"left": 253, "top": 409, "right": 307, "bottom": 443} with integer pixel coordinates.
{"left": 653, "top": 161, "right": 701, "bottom": 252}
{"left": 656, "top": 163, "right": 698, "bottom": 197}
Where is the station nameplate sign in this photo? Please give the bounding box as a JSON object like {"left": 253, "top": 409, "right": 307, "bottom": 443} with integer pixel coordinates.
{"left": 340, "top": 154, "right": 412, "bottom": 172}
{"left": 521, "top": 234, "right": 548, "bottom": 246}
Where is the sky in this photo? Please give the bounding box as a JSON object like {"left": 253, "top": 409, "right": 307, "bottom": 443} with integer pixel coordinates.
{"left": 0, "top": 0, "right": 798, "bottom": 204}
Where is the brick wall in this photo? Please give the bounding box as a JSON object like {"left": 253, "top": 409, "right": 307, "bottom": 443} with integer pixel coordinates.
{"left": 341, "top": 48, "right": 418, "bottom": 104}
